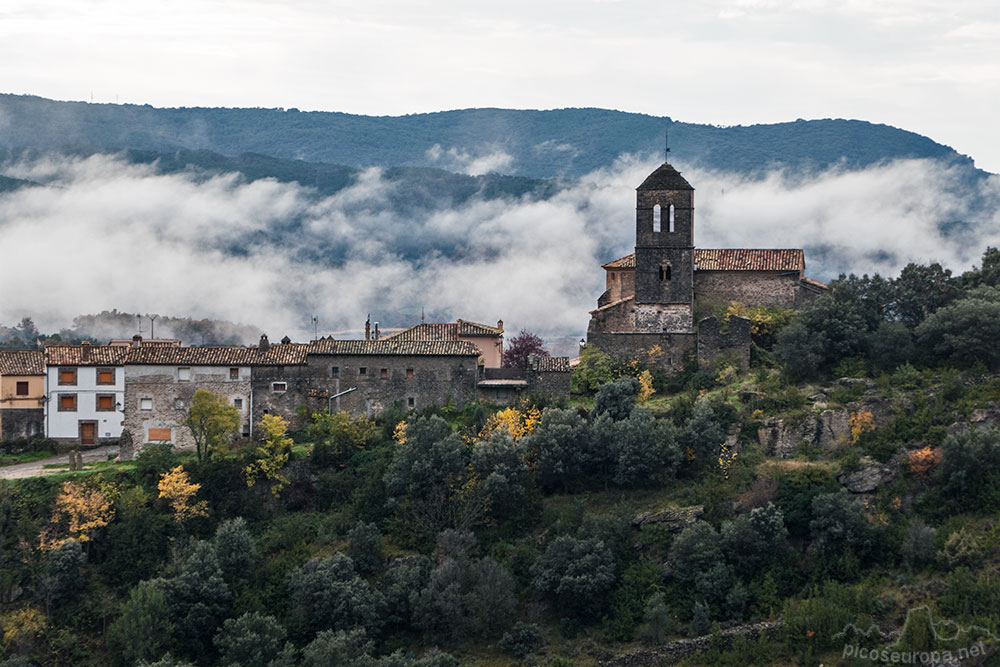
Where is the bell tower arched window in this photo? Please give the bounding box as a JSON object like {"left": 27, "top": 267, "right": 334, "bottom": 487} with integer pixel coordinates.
{"left": 668, "top": 204, "right": 675, "bottom": 233}
{"left": 653, "top": 204, "right": 661, "bottom": 233}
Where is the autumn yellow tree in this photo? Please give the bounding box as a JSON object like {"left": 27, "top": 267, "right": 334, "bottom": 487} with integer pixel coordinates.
{"left": 637, "top": 370, "right": 656, "bottom": 402}
{"left": 39, "top": 481, "right": 115, "bottom": 550}
{"left": 185, "top": 389, "right": 241, "bottom": 462}
{"left": 477, "top": 406, "right": 541, "bottom": 441}
{"left": 158, "top": 466, "right": 208, "bottom": 522}
{"left": 849, "top": 410, "right": 875, "bottom": 445}
{"left": 245, "top": 414, "right": 293, "bottom": 495}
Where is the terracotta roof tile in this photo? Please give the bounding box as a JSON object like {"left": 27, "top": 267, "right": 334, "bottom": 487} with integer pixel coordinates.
{"left": 0, "top": 350, "right": 44, "bottom": 375}
{"left": 589, "top": 296, "right": 634, "bottom": 315}
{"left": 457, "top": 320, "right": 503, "bottom": 336}
{"left": 127, "top": 343, "right": 309, "bottom": 366}
{"left": 602, "top": 249, "right": 805, "bottom": 273}
{"left": 308, "top": 338, "right": 480, "bottom": 356}
{"left": 695, "top": 248, "right": 804, "bottom": 272}
{"left": 384, "top": 320, "right": 502, "bottom": 341}
{"left": 637, "top": 163, "right": 694, "bottom": 191}
{"left": 799, "top": 276, "right": 828, "bottom": 291}
{"left": 45, "top": 345, "right": 130, "bottom": 367}
{"left": 533, "top": 357, "right": 571, "bottom": 372}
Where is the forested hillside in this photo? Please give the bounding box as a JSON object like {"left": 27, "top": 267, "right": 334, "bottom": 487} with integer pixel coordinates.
{"left": 0, "top": 95, "right": 983, "bottom": 179}
{"left": 3, "top": 249, "right": 1000, "bottom": 666}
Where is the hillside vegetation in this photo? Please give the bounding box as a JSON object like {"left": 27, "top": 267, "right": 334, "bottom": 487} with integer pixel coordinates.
{"left": 0, "top": 95, "right": 983, "bottom": 179}
{"left": 2, "top": 249, "right": 1000, "bottom": 666}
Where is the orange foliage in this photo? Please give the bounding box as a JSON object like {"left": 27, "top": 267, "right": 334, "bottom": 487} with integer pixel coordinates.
{"left": 158, "top": 465, "right": 208, "bottom": 522}
{"left": 907, "top": 446, "right": 942, "bottom": 480}
{"left": 39, "top": 481, "right": 115, "bottom": 550}
{"left": 849, "top": 410, "right": 875, "bottom": 445}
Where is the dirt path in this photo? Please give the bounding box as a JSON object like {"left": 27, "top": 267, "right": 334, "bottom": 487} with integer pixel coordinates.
{"left": 0, "top": 445, "right": 120, "bottom": 479}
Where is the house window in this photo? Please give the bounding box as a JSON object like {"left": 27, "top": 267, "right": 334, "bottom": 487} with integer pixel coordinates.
{"left": 15, "top": 381, "right": 29, "bottom": 396}
{"left": 408, "top": 397, "right": 415, "bottom": 408}
{"left": 148, "top": 428, "right": 171, "bottom": 442}
{"left": 272, "top": 382, "right": 287, "bottom": 393}
{"left": 96, "top": 394, "right": 116, "bottom": 411}
{"left": 233, "top": 398, "right": 244, "bottom": 409}
{"left": 659, "top": 265, "right": 671, "bottom": 281}
{"left": 380, "top": 368, "right": 388, "bottom": 379}
{"left": 178, "top": 367, "right": 191, "bottom": 381}
{"left": 331, "top": 366, "right": 339, "bottom": 378}
{"left": 406, "top": 368, "right": 414, "bottom": 379}
{"left": 653, "top": 204, "right": 661, "bottom": 233}
{"left": 96, "top": 367, "right": 115, "bottom": 385}
{"left": 58, "top": 368, "right": 77, "bottom": 385}
{"left": 58, "top": 394, "right": 77, "bottom": 412}
{"left": 611, "top": 272, "right": 616, "bottom": 281}
{"left": 140, "top": 397, "right": 153, "bottom": 411}
{"left": 229, "top": 367, "right": 239, "bottom": 380}
{"left": 359, "top": 367, "right": 367, "bottom": 376}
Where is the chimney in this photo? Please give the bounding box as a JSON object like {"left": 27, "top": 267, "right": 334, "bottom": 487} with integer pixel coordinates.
{"left": 374, "top": 322, "right": 380, "bottom": 341}
{"left": 281, "top": 335, "right": 291, "bottom": 345}
{"left": 81, "top": 341, "right": 91, "bottom": 361}
{"left": 365, "top": 315, "right": 371, "bottom": 342}
{"left": 258, "top": 334, "right": 270, "bottom": 352}
{"left": 497, "top": 319, "right": 504, "bottom": 332}
{"left": 132, "top": 334, "right": 142, "bottom": 350}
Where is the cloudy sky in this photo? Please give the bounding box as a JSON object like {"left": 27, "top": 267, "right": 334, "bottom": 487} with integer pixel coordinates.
{"left": 2, "top": 0, "right": 998, "bottom": 173}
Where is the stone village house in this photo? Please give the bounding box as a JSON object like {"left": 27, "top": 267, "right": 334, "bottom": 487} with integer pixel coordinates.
{"left": 0, "top": 349, "right": 45, "bottom": 442}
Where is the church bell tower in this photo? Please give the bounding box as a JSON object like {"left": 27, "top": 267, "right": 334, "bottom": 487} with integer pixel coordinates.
{"left": 633, "top": 162, "right": 695, "bottom": 332}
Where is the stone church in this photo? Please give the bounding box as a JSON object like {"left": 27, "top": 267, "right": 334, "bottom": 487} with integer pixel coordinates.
{"left": 587, "top": 161, "right": 826, "bottom": 372}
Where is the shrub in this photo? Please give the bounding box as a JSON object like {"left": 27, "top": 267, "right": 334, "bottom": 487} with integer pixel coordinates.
{"left": 593, "top": 376, "right": 640, "bottom": 421}
{"left": 938, "top": 528, "right": 982, "bottom": 569}
{"left": 639, "top": 592, "right": 673, "bottom": 645}
{"left": 936, "top": 426, "right": 1000, "bottom": 512}
{"left": 901, "top": 519, "right": 937, "bottom": 567}
{"left": 498, "top": 622, "right": 543, "bottom": 658}
{"left": 689, "top": 600, "right": 711, "bottom": 637}
{"left": 808, "top": 492, "right": 879, "bottom": 578}
{"left": 213, "top": 517, "right": 256, "bottom": 585}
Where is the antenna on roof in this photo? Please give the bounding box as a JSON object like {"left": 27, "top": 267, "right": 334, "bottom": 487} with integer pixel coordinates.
{"left": 665, "top": 128, "right": 670, "bottom": 161}
{"left": 421, "top": 307, "right": 425, "bottom": 324}
{"left": 311, "top": 316, "right": 318, "bottom": 341}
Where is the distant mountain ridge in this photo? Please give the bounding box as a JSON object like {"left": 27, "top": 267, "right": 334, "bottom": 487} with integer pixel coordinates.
{"left": 0, "top": 94, "right": 986, "bottom": 180}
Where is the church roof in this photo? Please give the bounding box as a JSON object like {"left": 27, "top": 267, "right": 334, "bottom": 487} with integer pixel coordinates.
{"left": 602, "top": 249, "right": 805, "bottom": 273}
{"left": 637, "top": 163, "right": 694, "bottom": 191}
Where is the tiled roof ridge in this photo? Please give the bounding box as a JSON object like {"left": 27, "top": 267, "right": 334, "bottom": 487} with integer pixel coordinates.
{"left": 602, "top": 248, "right": 806, "bottom": 272}
{"left": 308, "top": 338, "right": 480, "bottom": 356}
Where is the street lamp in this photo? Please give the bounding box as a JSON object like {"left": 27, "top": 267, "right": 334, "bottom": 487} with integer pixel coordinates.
{"left": 328, "top": 386, "right": 358, "bottom": 413}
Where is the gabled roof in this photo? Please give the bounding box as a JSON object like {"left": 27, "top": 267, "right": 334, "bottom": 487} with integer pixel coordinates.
{"left": 637, "top": 162, "right": 694, "bottom": 191}
{"left": 0, "top": 349, "right": 44, "bottom": 375}
{"left": 602, "top": 249, "right": 805, "bottom": 273}
{"left": 589, "top": 296, "right": 634, "bottom": 315}
{"left": 126, "top": 344, "right": 309, "bottom": 366}
{"left": 46, "top": 345, "right": 130, "bottom": 367}
{"left": 308, "top": 338, "right": 480, "bottom": 357}
{"left": 383, "top": 319, "right": 502, "bottom": 341}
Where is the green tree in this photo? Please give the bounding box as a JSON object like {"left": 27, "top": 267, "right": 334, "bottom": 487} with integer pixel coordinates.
{"left": 936, "top": 426, "right": 1000, "bottom": 512}
{"left": 307, "top": 410, "right": 376, "bottom": 467}
{"left": 522, "top": 408, "right": 596, "bottom": 493}
{"left": 186, "top": 389, "right": 241, "bottom": 462}
{"left": 213, "top": 517, "right": 256, "bottom": 585}
{"left": 531, "top": 535, "right": 616, "bottom": 618}
{"left": 915, "top": 287, "right": 1000, "bottom": 369}
{"left": 891, "top": 261, "right": 959, "bottom": 326}
{"left": 107, "top": 579, "right": 176, "bottom": 667}
{"left": 571, "top": 344, "right": 616, "bottom": 393}
{"left": 286, "top": 554, "right": 386, "bottom": 636}
{"left": 593, "top": 376, "right": 640, "bottom": 421}
{"left": 213, "top": 612, "right": 296, "bottom": 667}
{"left": 245, "top": 414, "right": 293, "bottom": 495}
{"left": 808, "top": 492, "right": 879, "bottom": 578}
{"left": 346, "top": 521, "right": 383, "bottom": 575}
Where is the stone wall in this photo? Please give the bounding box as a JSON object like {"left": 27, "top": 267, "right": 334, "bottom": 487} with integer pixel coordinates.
{"left": 586, "top": 332, "right": 697, "bottom": 374}
{"left": 694, "top": 270, "right": 803, "bottom": 309}
{"left": 590, "top": 299, "right": 636, "bottom": 332}
{"left": 122, "top": 366, "right": 252, "bottom": 459}
{"left": 696, "top": 316, "right": 751, "bottom": 371}
{"left": 597, "top": 620, "right": 784, "bottom": 666}
{"left": 634, "top": 303, "right": 694, "bottom": 334}
{"left": 605, "top": 269, "right": 635, "bottom": 303}
{"left": 252, "top": 353, "right": 479, "bottom": 428}
{"left": 0, "top": 408, "right": 44, "bottom": 441}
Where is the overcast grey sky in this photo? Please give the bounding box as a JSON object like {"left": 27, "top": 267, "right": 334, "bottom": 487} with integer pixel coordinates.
{"left": 2, "top": 0, "right": 998, "bottom": 171}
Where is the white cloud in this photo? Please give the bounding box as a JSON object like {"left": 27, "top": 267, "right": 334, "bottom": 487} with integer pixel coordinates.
{"left": 1, "top": 153, "right": 997, "bottom": 348}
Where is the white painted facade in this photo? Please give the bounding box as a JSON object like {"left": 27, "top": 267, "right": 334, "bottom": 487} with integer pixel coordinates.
{"left": 45, "top": 364, "right": 125, "bottom": 442}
